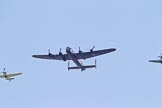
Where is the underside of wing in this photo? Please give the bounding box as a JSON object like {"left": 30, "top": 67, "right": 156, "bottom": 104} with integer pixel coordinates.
{"left": 7, "top": 73, "right": 22, "bottom": 77}
{"left": 75, "top": 48, "right": 116, "bottom": 59}
{"left": 32, "top": 54, "right": 71, "bottom": 61}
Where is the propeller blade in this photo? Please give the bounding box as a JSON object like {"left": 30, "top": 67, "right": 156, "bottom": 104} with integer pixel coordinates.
{"left": 92, "top": 46, "right": 95, "bottom": 50}
{"left": 95, "top": 59, "right": 96, "bottom": 64}
{"left": 87, "top": 46, "right": 96, "bottom": 51}
{"left": 48, "top": 49, "right": 50, "bottom": 53}
{"left": 68, "top": 61, "right": 70, "bottom": 67}
{"left": 60, "top": 48, "right": 62, "bottom": 52}
{"left": 79, "top": 47, "right": 82, "bottom": 53}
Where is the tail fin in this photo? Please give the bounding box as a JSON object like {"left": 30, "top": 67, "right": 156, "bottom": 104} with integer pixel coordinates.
{"left": 68, "top": 66, "right": 80, "bottom": 70}
{"left": 68, "top": 65, "right": 96, "bottom": 71}
{"left": 68, "top": 59, "right": 96, "bottom": 71}
{"left": 68, "top": 61, "right": 81, "bottom": 71}
{"left": 6, "top": 78, "right": 14, "bottom": 82}
{"left": 83, "top": 65, "right": 96, "bottom": 69}
{"left": 83, "top": 59, "right": 96, "bottom": 70}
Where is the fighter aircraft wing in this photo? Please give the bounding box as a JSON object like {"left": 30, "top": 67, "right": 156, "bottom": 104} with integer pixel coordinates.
{"left": 75, "top": 48, "right": 116, "bottom": 59}
{"left": 32, "top": 54, "right": 71, "bottom": 61}
{"left": 0, "top": 75, "right": 5, "bottom": 78}
{"left": 6, "top": 73, "right": 22, "bottom": 77}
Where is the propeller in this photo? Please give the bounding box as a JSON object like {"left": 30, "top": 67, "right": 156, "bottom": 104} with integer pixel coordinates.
{"left": 79, "top": 47, "right": 82, "bottom": 53}
{"left": 48, "top": 49, "right": 50, "bottom": 53}
{"left": 87, "top": 46, "right": 95, "bottom": 52}
{"left": 68, "top": 61, "right": 70, "bottom": 67}
{"left": 158, "top": 53, "right": 162, "bottom": 59}
{"left": 3, "top": 68, "right": 5, "bottom": 72}
{"left": 48, "top": 49, "right": 54, "bottom": 56}
{"left": 95, "top": 59, "right": 96, "bottom": 64}
{"left": 59, "top": 48, "right": 63, "bottom": 55}
{"left": 59, "top": 48, "right": 66, "bottom": 61}
{"left": 48, "top": 49, "right": 51, "bottom": 55}
{"left": 91, "top": 46, "right": 95, "bottom": 50}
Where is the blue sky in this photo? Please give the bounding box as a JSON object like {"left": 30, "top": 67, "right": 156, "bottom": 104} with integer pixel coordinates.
{"left": 0, "top": 0, "right": 162, "bottom": 108}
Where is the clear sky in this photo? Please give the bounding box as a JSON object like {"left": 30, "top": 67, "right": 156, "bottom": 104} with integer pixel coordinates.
{"left": 0, "top": 0, "right": 162, "bottom": 108}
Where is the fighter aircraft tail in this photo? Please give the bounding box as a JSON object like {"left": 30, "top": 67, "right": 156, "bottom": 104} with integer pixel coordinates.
{"left": 6, "top": 78, "right": 14, "bottom": 82}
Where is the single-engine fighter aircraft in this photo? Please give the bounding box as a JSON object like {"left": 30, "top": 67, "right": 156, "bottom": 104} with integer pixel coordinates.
{"left": 149, "top": 55, "right": 162, "bottom": 64}
{"left": 0, "top": 68, "right": 22, "bottom": 82}
{"left": 32, "top": 46, "right": 116, "bottom": 71}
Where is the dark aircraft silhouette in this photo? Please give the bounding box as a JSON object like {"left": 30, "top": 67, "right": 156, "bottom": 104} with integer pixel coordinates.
{"left": 149, "top": 54, "right": 162, "bottom": 64}
{"left": 32, "top": 46, "right": 116, "bottom": 71}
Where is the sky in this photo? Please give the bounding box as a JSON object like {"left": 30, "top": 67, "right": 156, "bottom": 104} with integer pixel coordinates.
{"left": 0, "top": 0, "right": 162, "bottom": 108}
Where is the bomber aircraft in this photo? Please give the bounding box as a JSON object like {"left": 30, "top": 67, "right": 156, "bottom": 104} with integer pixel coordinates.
{"left": 149, "top": 55, "right": 162, "bottom": 64}
{"left": 0, "top": 68, "right": 22, "bottom": 82}
{"left": 32, "top": 46, "right": 116, "bottom": 71}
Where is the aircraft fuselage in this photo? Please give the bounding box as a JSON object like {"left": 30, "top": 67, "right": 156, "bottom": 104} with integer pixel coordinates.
{"left": 66, "top": 47, "right": 85, "bottom": 71}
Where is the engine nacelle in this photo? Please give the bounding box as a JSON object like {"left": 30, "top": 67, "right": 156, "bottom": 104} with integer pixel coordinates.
{"left": 59, "top": 52, "right": 66, "bottom": 61}
{"left": 48, "top": 53, "right": 55, "bottom": 58}
{"left": 79, "top": 51, "right": 86, "bottom": 60}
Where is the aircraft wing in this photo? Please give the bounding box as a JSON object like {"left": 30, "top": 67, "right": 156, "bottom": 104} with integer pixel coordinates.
{"left": 75, "top": 48, "right": 116, "bottom": 59}
{"left": 32, "top": 54, "right": 71, "bottom": 60}
{"left": 6, "top": 73, "right": 22, "bottom": 77}
{"left": 32, "top": 48, "right": 116, "bottom": 60}
{"left": 0, "top": 75, "right": 5, "bottom": 78}
{"left": 149, "top": 60, "right": 162, "bottom": 63}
